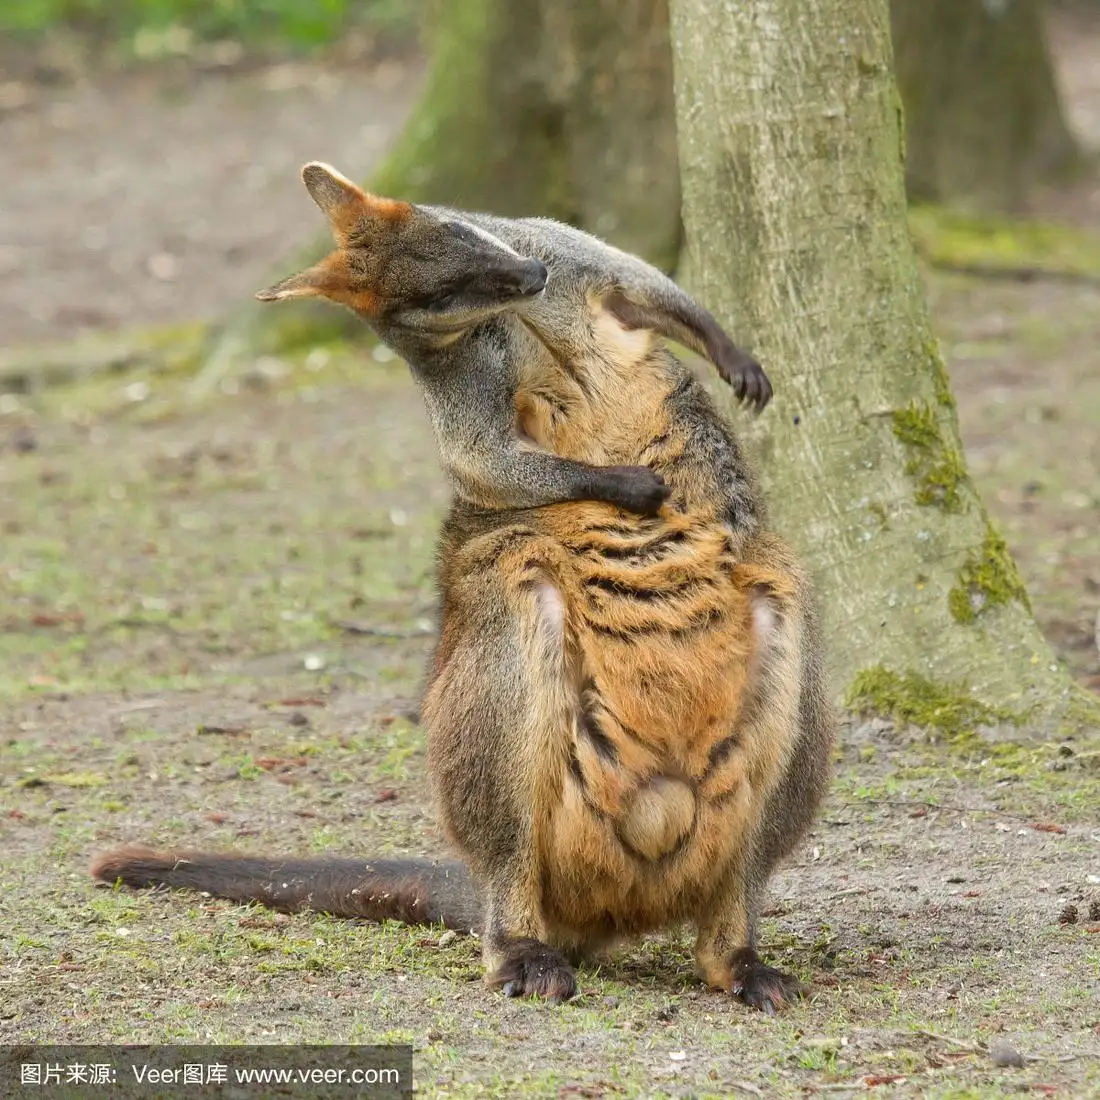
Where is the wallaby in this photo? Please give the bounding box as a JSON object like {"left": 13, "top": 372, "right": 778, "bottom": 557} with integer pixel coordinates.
{"left": 255, "top": 163, "right": 770, "bottom": 517}
{"left": 92, "top": 169, "right": 833, "bottom": 1014}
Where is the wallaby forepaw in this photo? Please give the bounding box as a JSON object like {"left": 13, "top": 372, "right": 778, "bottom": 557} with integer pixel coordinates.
{"left": 729, "top": 947, "right": 802, "bottom": 1015}
{"left": 487, "top": 939, "right": 577, "bottom": 1004}
{"left": 602, "top": 466, "right": 671, "bottom": 516}
{"left": 716, "top": 346, "right": 772, "bottom": 413}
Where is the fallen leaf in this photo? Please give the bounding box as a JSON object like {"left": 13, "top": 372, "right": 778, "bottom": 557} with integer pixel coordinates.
{"left": 196, "top": 724, "right": 248, "bottom": 736}
{"left": 1031, "top": 821, "right": 1067, "bottom": 835}
{"left": 376, "top": 788, "right": 398, "bottom": 803}
{"left": 205, "top": 812, "right": 229, "bottom": 825}
{"left": 31, "top": 611, "right": 83, "bottom": 627}
{"left": 864, "top": 1075, "right": 907, "bottom": 1086}
{"left": 273, "top": 696, "right": 326, "bottom": 708}
{"left": 255, "top": 756, "right": 308, "bottom": 771}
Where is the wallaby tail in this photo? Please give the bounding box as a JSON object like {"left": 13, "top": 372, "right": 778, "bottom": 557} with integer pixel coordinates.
{"left": 90, "top": 846, "right": 482, "bottom": 932}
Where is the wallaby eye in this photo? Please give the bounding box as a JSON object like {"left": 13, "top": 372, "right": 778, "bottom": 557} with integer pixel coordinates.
{"left": 429, "top": 292, "right": 459, "bottom": 312}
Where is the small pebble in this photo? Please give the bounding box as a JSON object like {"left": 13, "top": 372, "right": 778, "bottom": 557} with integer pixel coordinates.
{"left": 437, "top": 930, "right": 457, "bottom": 948}
{"left": 989, "top": 1038, "right": 1025, "bottom": 1068}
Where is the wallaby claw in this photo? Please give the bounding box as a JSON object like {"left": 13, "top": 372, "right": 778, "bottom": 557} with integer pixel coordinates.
{"left": 716, "top": 344, "right": 773, "bottom": 413}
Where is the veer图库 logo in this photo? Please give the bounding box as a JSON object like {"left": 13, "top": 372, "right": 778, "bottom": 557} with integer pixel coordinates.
{"left": 1, "top": 1045, "right": 412, "bottom": 1099}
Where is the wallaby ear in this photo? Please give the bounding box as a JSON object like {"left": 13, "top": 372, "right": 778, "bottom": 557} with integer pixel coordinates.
{"left": 301, "top": 162, "right": 365, "bottom": 219}
{"left": 255, "top": 252, "right": 379, "bottom": 315}
{"left": 301, "top": 161, "right": 413, "bottom": 243}
{"left": 255, "top": 252, "right": 351, "bottom": 303}
{"left": 255, "top": 263, "right": 329, "bottom": 302}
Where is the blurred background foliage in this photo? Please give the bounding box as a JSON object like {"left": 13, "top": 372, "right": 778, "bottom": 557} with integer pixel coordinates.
{"left": 0, "top": 0, "right": 423, "bottom": 55}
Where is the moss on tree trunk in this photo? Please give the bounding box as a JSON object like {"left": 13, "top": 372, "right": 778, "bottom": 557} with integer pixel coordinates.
{"left": 891, "top": 0, "right": 1082, "bottom": 211}
{"left": 198, "top": 0, "right": 680, "bottom": 386}
{"left": 669, "top": 0, "right": 1095, "bottom": 732}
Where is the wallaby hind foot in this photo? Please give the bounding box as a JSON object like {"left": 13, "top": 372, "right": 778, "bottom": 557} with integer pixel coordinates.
{"left": 729, "top": 947, "right": 803, "bottom": 1016}
{"left": 486, "top": 938, "right": 577, "bottom": 1004}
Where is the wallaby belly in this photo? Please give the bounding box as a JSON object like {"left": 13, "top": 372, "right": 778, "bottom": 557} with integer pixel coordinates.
{"left": 523, "top": 502, "right": 774, "bottom": 940}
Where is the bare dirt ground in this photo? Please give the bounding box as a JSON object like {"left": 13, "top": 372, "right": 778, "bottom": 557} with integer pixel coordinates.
{"left": 1, "top": 14, "right": 1100, "bottom": 1100}
{"left": 0, "top": 53, "right": 422, "bottom": 347}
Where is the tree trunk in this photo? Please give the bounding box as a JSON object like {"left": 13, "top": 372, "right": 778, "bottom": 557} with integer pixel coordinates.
{"left": 669, "top": 0, "right": 1093, "bottom": 730}
{"left": 197, "top": 0, "right": 680, "bottom": 389}
{"left": 375, "top": 0, "right": 681, "bottom": 263}
{"left": 891, "top": 0, "right": 1081, "bottom": 211}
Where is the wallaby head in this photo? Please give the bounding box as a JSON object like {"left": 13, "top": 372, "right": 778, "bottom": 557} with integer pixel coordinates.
{"left": 255, "top": 162, "right": 547, "bottom": 334}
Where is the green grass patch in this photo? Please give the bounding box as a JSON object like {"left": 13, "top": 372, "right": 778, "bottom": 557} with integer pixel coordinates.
{"left": 0, "top": 340, "right": 439, "bottom": 702}
{"left": 910, "top": 204, "right": 1100, "bottom": 282}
